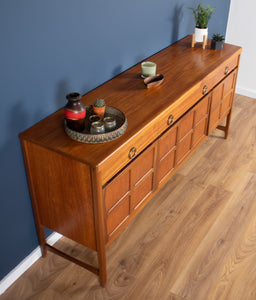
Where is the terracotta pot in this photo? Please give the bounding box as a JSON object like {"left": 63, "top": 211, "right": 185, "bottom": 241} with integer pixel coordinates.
{"left": 93, "top": 105, "right": 106, "bottom": 120}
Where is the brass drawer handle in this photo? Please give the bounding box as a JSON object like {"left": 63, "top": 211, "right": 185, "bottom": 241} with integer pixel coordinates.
{"left": 225, "top": 66, "right": 230, "bottom": 75}
{"left": 202, "top": 85, "right": 208, "bottom": 95}
{"left": 129, "top": 147, "right": 137, "bottom": 159}
{"left": 167, "top": 114, "right": 174, "bottom": 126}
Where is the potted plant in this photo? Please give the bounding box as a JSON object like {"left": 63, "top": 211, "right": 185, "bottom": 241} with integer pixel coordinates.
{"left": 189, "top": 3, "right": 215, "bottom": 42}
{"left": 93, "top": 98, "right": 106, "bottom": 119}
{"left": 211, "top": 33, "right": 225, "bottom": 50}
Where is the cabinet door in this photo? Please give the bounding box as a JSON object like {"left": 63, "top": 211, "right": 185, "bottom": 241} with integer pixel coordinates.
{"left": 208, "top": 70, "right": 237, "bottom": 134}
{"left": 103, "top": 168, "right": 130, "bottom": 237}
{"left": 156, "top": 95, "right": 209, "bottom": 186}
{"left": 192, "top": 94, "right": 210, "bottom": 147}
{"left": 176, "top": 95, "right": 210, "bottom": 166}
{"left": 176, "top": 110, "right": 194, "bottom": 165}
{"left": 130, "top": 146, "right": 155, "bottom": 210}
{"left": 156, "top": 124, "right": 178, "bottom": 186}
{"left": 103, "top": 144, "right": 156, "bottom": 239}
{"left": 220, "top": 72, "right": 236, "bottom": 118}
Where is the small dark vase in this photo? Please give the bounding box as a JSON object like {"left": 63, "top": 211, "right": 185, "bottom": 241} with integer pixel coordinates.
{"left": 211, "top": 40, "right": 224, "bottom": 50}
{"left": 64, "top": 92, "right": 86, "bottom": 132}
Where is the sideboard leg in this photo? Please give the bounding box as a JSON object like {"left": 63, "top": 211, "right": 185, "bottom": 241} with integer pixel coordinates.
{"left": 224, "top": 66, "right": 238, "bottom": 139}
{"left": 38, "top": 225, "right": 47, "bottom": 257}
{"left": 91, "top": 167, "right": 107, "bottom": 286}
{"left": 20, "top": 140, "right": 48, "bottom": 257}
{"left": 217, "top": 110, "right": 233, "bottom": 139}
{"left": 97, "top": 248, "right": 107, "bottom": 287}
{"left": 224, "top": 112, "right": 232, "bottom": 139}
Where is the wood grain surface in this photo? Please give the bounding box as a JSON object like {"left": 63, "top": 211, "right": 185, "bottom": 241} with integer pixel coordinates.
{"left": 19, "top": 36, "right": 241, "bottom": 179}
{"left": 4, "top": 94, "right": 256, "bottom": 299}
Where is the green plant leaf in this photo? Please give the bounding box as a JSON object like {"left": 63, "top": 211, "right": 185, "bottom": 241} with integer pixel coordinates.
{"left": 188, "top": 2, "right": 215, "bottom": 28}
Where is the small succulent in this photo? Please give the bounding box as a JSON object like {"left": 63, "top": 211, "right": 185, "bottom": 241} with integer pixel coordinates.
{"left": 212, "top": 33, "right": 225, "bottom": 41}
{"left": 93, "top": 98, "right": 105, "bottom": 107}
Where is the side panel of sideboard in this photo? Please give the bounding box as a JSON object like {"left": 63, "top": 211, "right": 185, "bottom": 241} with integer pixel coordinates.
{"left": 21, "top": 140, "right": 97, "bottom": 250}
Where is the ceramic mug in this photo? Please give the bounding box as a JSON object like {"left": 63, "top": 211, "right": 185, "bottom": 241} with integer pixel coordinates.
{"left": 141, "top": 61, "right": 156, "bottom": 78}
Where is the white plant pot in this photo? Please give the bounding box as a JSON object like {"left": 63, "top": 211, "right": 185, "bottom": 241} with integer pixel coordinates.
{"left": 194, "top": 27, "right": 208, "bottom": 43}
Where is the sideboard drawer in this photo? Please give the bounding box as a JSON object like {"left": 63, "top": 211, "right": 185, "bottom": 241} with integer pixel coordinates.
{"left": 201, "top": 54, "right": 239, "bottom": 97}
{"left": 99, "top": 126, "right": 159, "bottom": 184}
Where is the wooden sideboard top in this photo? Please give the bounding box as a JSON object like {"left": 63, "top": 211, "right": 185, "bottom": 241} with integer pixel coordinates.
{"left": 19, "top": 35, "right": 242, "bottom": 168}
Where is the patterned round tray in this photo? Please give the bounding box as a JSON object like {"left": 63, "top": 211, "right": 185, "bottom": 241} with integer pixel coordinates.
{"left": 64, "top": 106, "right": 127, "bottom": 144}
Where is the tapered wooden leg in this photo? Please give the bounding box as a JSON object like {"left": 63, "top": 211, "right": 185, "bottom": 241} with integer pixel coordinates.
{"left": 224, "top": 111, "right": 232, "bottom": 139}
{"left": 20, "top": 140, "right": 48, "bottom": 257}
{"left": 191, "top": 33, "right": 207, "bottom": 49}
{"left": 191, "top": 33, "right": 195, "bottom": 48}
{"left": 216, "top": 112, "right": 232, "bottom": 139}
{"left": 37, "top": 225, "right": 47, "bottom": 257}
{"left": 91, "top": 167, "right": 107, "bottom": 286}
{"left": 97, "top": 247, "right": 107, "bottom": 286}
{"left": 203, "top": 35, "right": 207, "bottom": 49}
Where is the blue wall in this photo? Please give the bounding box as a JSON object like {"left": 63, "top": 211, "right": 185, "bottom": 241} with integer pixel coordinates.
{"left": 0, "top": 0, "right": 230, "bottom": 280}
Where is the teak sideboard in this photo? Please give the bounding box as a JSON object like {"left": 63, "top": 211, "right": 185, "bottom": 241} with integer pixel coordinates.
{"left": 19, "top": 36, "right": 242, "bottom": 286}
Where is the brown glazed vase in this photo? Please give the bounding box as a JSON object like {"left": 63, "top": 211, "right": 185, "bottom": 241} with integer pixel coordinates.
{"left": 64, "top": 92, "right": 86, "bottom": 132}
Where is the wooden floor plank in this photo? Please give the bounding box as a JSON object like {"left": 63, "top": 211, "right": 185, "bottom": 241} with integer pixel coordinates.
{"left": 170, "top": 172, "right": 256, "bottom": 300}
{"left": 128, "top": 185, "right": 231, "bottom": 300}
{"left": 207, "top": 199, "right": 256, "bottom": 300}
{"left": 2, "top": 94, "right": 256, "bottom": 300}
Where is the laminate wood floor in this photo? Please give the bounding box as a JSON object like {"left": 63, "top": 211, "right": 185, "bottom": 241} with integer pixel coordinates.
{"left": 2, "top": 94, "right": 256, "bottom": 300}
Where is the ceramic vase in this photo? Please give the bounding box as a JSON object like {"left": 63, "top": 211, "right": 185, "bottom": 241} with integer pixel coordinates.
{"left": 64, "top": 92, "right": 86, "bottom": 132}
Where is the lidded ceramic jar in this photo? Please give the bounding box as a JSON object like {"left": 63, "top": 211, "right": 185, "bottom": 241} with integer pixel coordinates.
{"left": 64, "top": 92, "right": 86, "bottom": 132}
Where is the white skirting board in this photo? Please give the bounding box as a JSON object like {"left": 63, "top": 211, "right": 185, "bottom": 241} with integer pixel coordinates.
{"left": 0, "top": 232, "right": 62, "bottom": 295}
{"left": 236, "top": 86, "right": 256, "bottom": 99}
